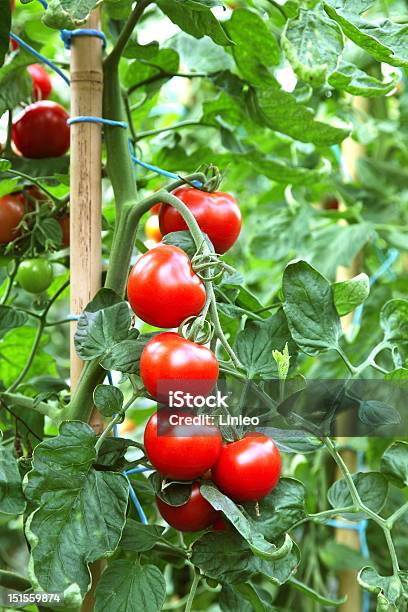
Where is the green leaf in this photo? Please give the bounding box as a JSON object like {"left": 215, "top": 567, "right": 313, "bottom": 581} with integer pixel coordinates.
{"left": 319, "top": 541, "right": 368, "bottom": 570}
{"left": 245, "top": 478, "right": 306, "bottom": 541}
{"left": 219, "top": 584, "right": 252, "bottom": 612}
{"left": 100, "top": 333, "right": 156, "bottom": 374}
{"left": 200, "top": 482, "right": 293, "bottom": 560}
{"left": 234, "top": 310, "right": 294, "bottom": 378}
{"left": 251, "top": 86, "right": 350, "bottom": 146}
{"left": 93, "top": 384, "right": 124, "bottom": 417}
{"left": 273, "top": 344, "right": 290, "bottom": 381}
{"left": 332, "top": 273, "right": 370, "bottom": 316}
{"left": 381, "top": 441, "right": 408, "bottom": 488}
{"left": 162, "top": 230, "right": 214, "bottom": 257}
{"left": 0, "top": 0, "right": 11, "bottom": 67}
{"left": 282, "top": 7, "right": 343, "bottom": 86}
{"left": 0, "top": 51, "right": 33, "bottom": 117}
{"left": 311, "top": 223, "right": 374, "bottom": 279}
{"left": 124, "top": 48, "right": 179, "bottom": 90}
{"left": 380, "top": 299, "right": 408, "bottom": 343}
{"left": 120, "top": 520, "right": 165, "bottom": 552}
{"left": 24, "top": 422, "right": 129, "bottom": 597}
{"left": 324, "top": 1, "right": 408, "bottom": 68}
{"left": 167, "top": 32, "right": 233, "bottom": 73}
{"left": 251, "top": 207, "right": 310, "bottom": 261}
{"left": 226, "top": 8, "right": 280, "bottom": 85}
{"left": 191, "top": 530, "right": 299, "bottom": 584}
{"left": 358, "top": 400, "right": 400, "bottom": 429}
{"left": 0, "top": 327, "right": 57, "bottom": 387}
{"left": 248, "top": 153, "right": 329, "bottom": 185}
{"left": 94, "top": 560, "right": 166, "bottom": 612}
{"left": 42, "top": 0, "right": 100, "bottom": 29}
{"left": 85, "top": 288, "right": 123, "bottom": 312}
{"left": 0, "top": 432, "right": 26, "bottom": 515}
{"left": 36, "top": 218, "right": 63, "bottom": 247}
{"left": 329, "top": 62, "right": 400, "bottom": 96}
{"left": 283, "top": 260, "right": 342, "bottom": 355}
{"left": 157, "top": 0, "right": 232, "bottom": 47}
{"left": 0, "top": 159, "right": 12, "bottom": 172}
{"left": 358, "top": 567, "right": 406, "bottom": 609}
{"left": 0, "top": 306, "right": 28, "bottom": 338}
{"left": 328, "top": 472, "right": 388, "bottom": 514}
{"left": 74, "top": 301, "right": 132, "bottom": 360}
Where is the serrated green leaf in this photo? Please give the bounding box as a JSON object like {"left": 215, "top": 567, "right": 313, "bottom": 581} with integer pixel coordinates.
{"left": 167, "top": 31, "right": 233, "bottom": 74}
{"left": 120, "top": 520, "right": 165, "bottom": 552}
{"left": 380, "top": 299, "right": 408, "bottom": 343}
{"left": 0, "top": 51, "right": 33, "bottom": 116}
{"left": 24, "top": 422, "right": 129, "bottom": 596}
{"left": 93, "top": 384, "right": 124, "bottom": 417}
{"left": 328, "top": 471, "right": 388, "bottom": 514}
{"left": 282, "top": 7, "right": 343, "bottom": 86}
{"left": 0, "top": 306, "right": 28, "bottom": 338}
{"left": 332, "top": 273, "right": 370, "bottom": 316}
{"left": 94, "top": 560, "right": 166, "bottom": 612}
{"left": 283, "top": 260, "right": 342, "bottom": 355}
{"left": 329, "top": 62, "right": 400, "bottom": 96}
{"left": 0, "top": 432, "right": 26, "bottom": 515}
{"left": 381, "top": 441, "right": 408, "bottom": 488}
{"left": 42, "top": 0, "right": 101, "bottom": 29}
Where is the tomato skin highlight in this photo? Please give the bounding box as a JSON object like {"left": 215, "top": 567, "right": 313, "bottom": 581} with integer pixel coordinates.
{"left": 127, "top": 245, "right": 206, "bottom": 328}
{"left": 12, "top": 101, "right": 70, "bottom": 159}
{"left": 144, "top": 214, "right": 162, "bottom": 242}
{"left": 16, "top": 258, "right": 54, "bottom": 294}
{"left": 156, "top": 482, "right": 219, "bottom": 532}
{"left": 27, "top": 64, "right": 52, "bottom": 101}
{"left": 144, "top": 411, "right": 222, "bottom": 480}
{"left": 0, "top": 193, "right": 26, "bottom": 244}
{"left": 159, "top": 187, "right": 242, "bottom": 254}
{"left": 140, "top": 332, "right": 219, "bottom": 403}
{"left": 212, "top": 433, "right": 281, "bottom": 502}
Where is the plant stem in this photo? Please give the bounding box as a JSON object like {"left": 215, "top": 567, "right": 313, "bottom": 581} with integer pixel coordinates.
{"left": 95, "top": 395, "right": 137, "bottom": 453}
{"left": 8, "top": 170, "right": 62, "bottom": 204}
{"left": 137, "top": 121, "right": 211, "bottom": 140}
{"left": 106, "top": 0, "right": 153, "bottom": 66}
{"left": 128, "top": 72, "right": 206, "bottom": 96}
{"left": 388, "top": 501, "right": 408, "bottom": 527}
{"left": 384, "top": 527, "right": 400, "bottom": 575}
{"left": 185, "top": 570, "right": 200, "bottom": 612}
{"left": 0, "top": 570, "right": 31, "bottom": 592}
{"left": 0, "top": 392, "right": 59, "bottom": 420}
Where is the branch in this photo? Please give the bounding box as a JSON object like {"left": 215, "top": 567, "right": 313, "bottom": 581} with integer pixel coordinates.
{"left": 106, "top": 0, "right": 153, "bottom": 67}
{"left": 0, "top": 570, "right": 31, "bottom": 592}
{"left": 1, "top": 392, "right": 61, "bottom": 421}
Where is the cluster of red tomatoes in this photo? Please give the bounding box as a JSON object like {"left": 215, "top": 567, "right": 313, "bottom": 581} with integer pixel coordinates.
{"left": 127, "top": 188, "right": 281, "bottom": 531}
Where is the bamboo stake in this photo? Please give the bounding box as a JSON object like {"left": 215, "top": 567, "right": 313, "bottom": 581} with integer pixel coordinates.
{"left": 68, "top": 11, "right": 104, "bottom": 611}
{"left": 335, "top": 96, "right": 368, "bottom": 612}
{"left": 69, "top": 10, "right": 103, "bottom": 394}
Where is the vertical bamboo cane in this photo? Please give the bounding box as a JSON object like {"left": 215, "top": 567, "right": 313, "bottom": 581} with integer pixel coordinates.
{"left": 336, "top": 97, "right": 368, "bottom": 612}
{"left": 69, "top": 11, "right": 104, "bottom": 611}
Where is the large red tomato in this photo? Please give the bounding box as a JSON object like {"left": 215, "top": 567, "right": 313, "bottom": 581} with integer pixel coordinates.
{"left": 0, "top": 193, "right": 26, "bottom": 244}
{"left": 140, "top": 332, "right": 219, "bottom": 402}
{"left": 159, "top": 187, "right": 242, "bottom": 254}
{"left": 212, "top": 433, "right": 281, "bottom": 502}
{"left": 144, "top": 411, "right": 222, "bottom": 480}
{"left": 12, "top": 101, "right": 70, "bottom": 159}
{"left": 156, "top": 482, "right": 219, "bottom": 532}
{"left": 27, "top": 64, "right": 52, "bottom": 101}
{"left": 127, "top": 245, "right": 206, "bottom": 328}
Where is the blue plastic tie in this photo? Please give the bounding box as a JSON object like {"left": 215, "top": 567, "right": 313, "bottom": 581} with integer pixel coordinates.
{"left": 37, "top": 0, "right": 48, "bottom": 8}
{"left": 9, "top": 33, "right": 70, "bottom": 85}
{"left": 60, "top": 29, "right": 107, "bottom": 50}
{"left": 124, "top": 473, "right": 149, "bottom": 524}
{"left": 67, "top": 116, "right": 128, "bottom": 129}
{"left": 125, "top": 466, "right": 152, "bottom": 475}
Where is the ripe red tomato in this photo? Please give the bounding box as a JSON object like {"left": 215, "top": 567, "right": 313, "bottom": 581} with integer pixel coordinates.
{"left": 0, "top": 193, "right": 26, "bottom": 244}
{"left": 212, "top": 433, "right": 281, "bottom": 502}
{"left": 27, "top": 64, "right": 52, "bottom": 101}
{"left": 12, "top": 101, "right": 70, "bottom": 159}
{"left": 58, "top": 214, "right": 70, "bottom": 247}
{"left": 140, "top": 332, "right": 219, "bottom": 402}
{"left": 144, "top": 214, "right": 162, "bottom": 243}
{"left": 159, "top": 187, "right": 242, "bottom": 254}
{"left": 212, "top": 515, "right": 228, "bottom": 531}
{"left": 144, "top": 411, "right": 222, "bottom": 480}
{"left": 156, "top": 482, "right": 219, "bottom": 532}
{"left": 127, "top": 245, "right": 206, "bottom": 328}
{"left": 150, "top": 203, "right": 161, "bottom": 215}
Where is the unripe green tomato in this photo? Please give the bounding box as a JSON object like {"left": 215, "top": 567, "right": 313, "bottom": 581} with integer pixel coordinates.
{"left": 16, "top": 258, "right": 54, "bottom": 294}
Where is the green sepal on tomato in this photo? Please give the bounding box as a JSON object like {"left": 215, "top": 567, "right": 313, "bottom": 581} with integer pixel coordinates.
{"left": 156, "top": 481, "right": 220, "bottom": 532}
{"left": 16, "top": 258, "right": 54, "bottom": 294}
{"left": 144, "top": 410, "right": 222, "bottom": 480}
{"left": 159, "top": 187, "right": 242, "bottom": 254}
{"left": 127, "top": 245, "right": 206, "bottom": 328}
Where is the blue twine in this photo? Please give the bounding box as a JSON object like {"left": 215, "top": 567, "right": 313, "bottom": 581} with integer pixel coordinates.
{"left": 124, "top": 472, "right": 148, "bottom": 525}
{"left": 37, "top": 0, "right": 48, "bottom": 8}
{"left": 9, "top": 33, "right": 70, "bottom": 86}
{"left": 125, "top": 466, "right": 152, "bottom": 475}
{"left": 60, "top": 29, "right": 107, "bottom": 50}
{"left": 67, "top": 116, "right": 128, "bottom": 129}
{"left": 352, "top": 248, "right": 399, "bottom": 328}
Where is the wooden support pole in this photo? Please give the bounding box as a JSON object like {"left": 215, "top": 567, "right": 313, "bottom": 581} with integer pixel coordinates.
{"left": 69, "top": 10, "right": 103, "bottom": 393}
{"left": 335, "top": 96, "right": 368, "bottom": 612}
{"left": 69, "top": 12, "right": 104, "bottom": 611}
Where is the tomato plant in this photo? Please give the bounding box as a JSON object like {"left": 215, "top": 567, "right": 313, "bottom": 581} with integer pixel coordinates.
{"left": 1, "top": 1, "right": 408, "bottom": 611}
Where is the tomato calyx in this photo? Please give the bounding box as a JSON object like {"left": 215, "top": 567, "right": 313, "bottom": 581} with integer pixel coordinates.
{"left": 184, "top": 164, "right": 223, "bottom": 193}
{"left": 178, "top": 314, "right": 214, "bottom": 346}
